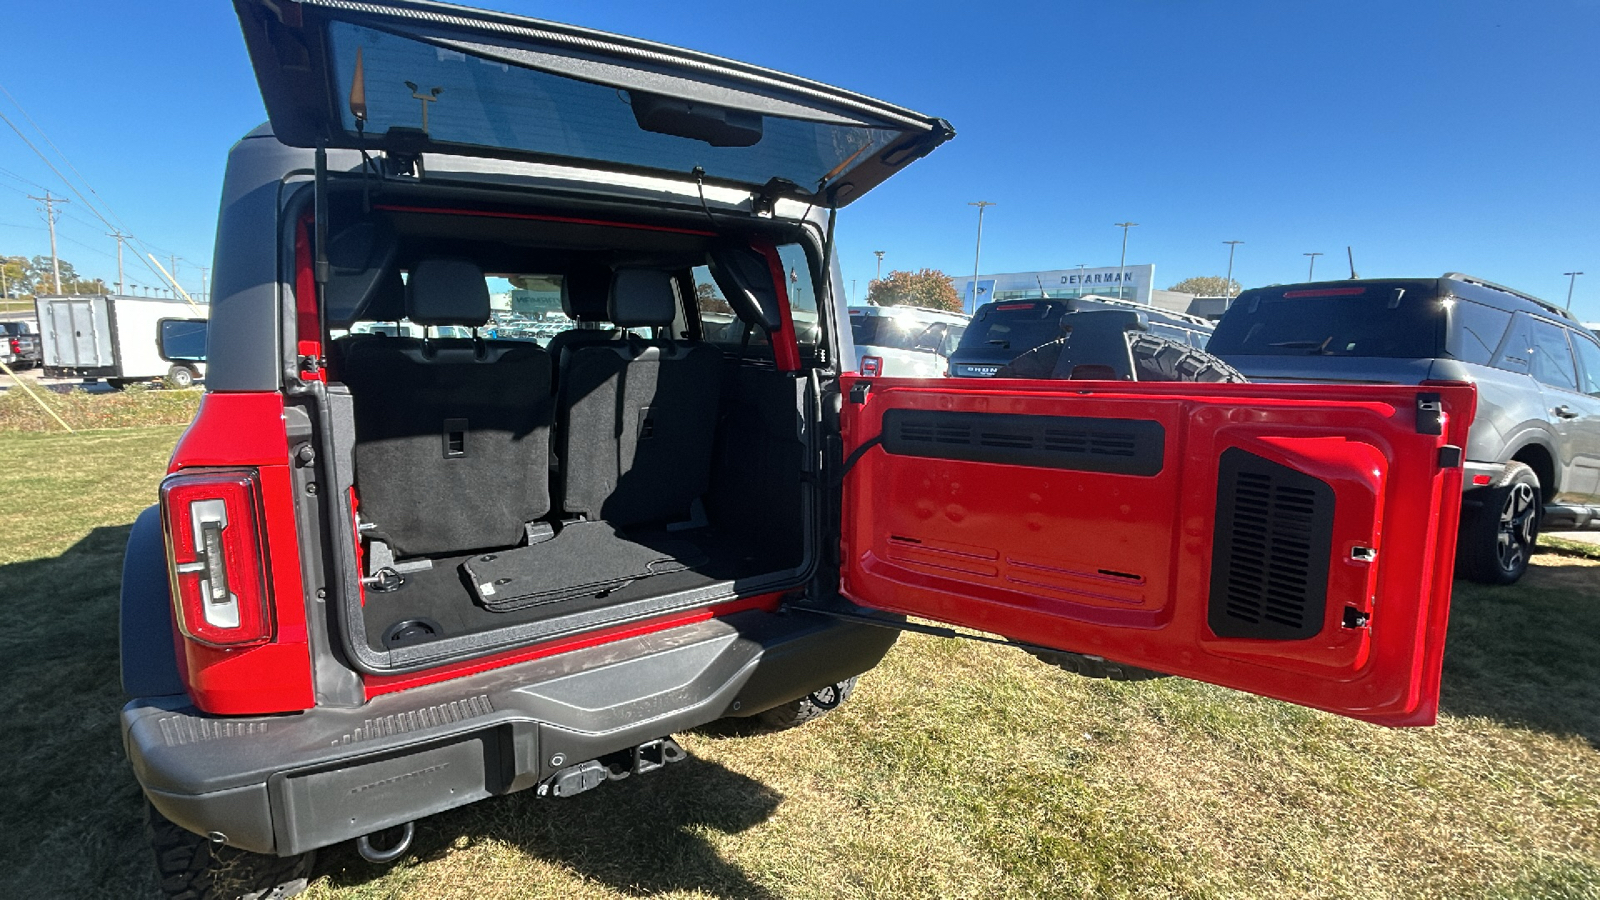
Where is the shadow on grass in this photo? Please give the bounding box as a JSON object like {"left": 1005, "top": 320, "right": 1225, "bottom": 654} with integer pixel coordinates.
{"left": 0, "top": 524, "right": 785, "bottom": 899}
{"left": 0, "top": 524, "right": 159, "bottom": 899}
{"left": 1440, "top": 548, "right": 1600, "bottom": 747}
{"left": 314, "top": 756, "right": 784, "bottom": 898}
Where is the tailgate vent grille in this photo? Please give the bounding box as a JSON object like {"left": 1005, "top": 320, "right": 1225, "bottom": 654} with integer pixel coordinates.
{"left": 1208, "top": 449, "right": 1334, "bottom": 640}
{"left": 883, "top": 410, "right": 1164, "bottom": 475}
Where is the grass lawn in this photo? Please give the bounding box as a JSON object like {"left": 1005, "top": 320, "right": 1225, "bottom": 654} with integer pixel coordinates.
{"left": 0, "top": 424, "right": 1596, "bottom": 899}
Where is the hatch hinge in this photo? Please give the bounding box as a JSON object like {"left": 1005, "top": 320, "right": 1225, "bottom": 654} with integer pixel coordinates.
{"left": 752, "top": 177, "right": 802, "bottom": 217}
{"left": 1415, "top": 392, "right": 1443, "bottom": 435}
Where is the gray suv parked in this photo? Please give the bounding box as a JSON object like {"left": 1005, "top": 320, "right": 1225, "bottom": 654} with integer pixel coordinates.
{"left": 1210, "top": 273, "right": 1600, "bottom": 584}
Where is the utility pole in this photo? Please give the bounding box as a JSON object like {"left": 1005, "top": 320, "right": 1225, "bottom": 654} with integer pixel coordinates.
{"left": 1565, "top": 272, "right": 1584, "bottom": 311}
{"left": 1114, "top": 222, "right": 1138, "bottom": 301}
{"left": 170, "top": 255, "right": 182, "bottom": 296}
{"left": 29, "top": 191, "right": 67, "bottom": 294}
{"left": 109, "top": 231, "right": 128, "bottom": 294}
{"left": 969, "top": 201, "right": 995, "bottom": 313}
{"left": 873, "top": 250, "right": 885, "bottom": 282}
{"left": 1222, "top": 240, "right": 1244, "bottom": 305}
{"left": 1304, "top": 252, "right": 1323, "bottom": 281}
{"left": 199, "top": 265, "right": 210, "bottom": 303}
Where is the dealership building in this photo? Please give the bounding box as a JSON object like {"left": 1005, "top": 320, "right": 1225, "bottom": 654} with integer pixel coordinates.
{"left": 951, "top": 264, "right": 1157, "bottom": 312}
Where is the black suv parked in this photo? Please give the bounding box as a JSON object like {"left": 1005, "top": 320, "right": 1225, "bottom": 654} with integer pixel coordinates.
{"left": 947, "top": 296, "right": 1214, "bottom": 378}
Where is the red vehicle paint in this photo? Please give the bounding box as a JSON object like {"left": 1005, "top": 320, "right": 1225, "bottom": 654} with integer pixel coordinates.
{"left": 838, "top": 375, "right": 1475, "bottom": 726}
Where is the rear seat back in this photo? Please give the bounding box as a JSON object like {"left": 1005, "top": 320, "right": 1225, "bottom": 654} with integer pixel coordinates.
{"left": 545, "top": 263, "right": 620, "bottom": 374}
{"left": 559, "top": 268, "right": 722, "bottom": 527}
{"left": 341, "top": 258, "right": 553, "bottom": 557}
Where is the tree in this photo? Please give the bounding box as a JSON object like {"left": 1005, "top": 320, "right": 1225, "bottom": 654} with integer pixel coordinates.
{"left": 1168, "top": 275, "right": 1240, "bottom": 297}
{"left": 0, "top": 253, "right": 107, "bottom": 297}
{"left": 695, "top": 280, "right": 734, "bottom": 315}
{"left": 865, "top": 268, "right": 962, "bottom": 313}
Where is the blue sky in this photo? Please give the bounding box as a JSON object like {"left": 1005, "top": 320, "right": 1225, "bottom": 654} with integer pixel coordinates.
{"left": 1, "top": 1, "right": 1597, "bottom": 317}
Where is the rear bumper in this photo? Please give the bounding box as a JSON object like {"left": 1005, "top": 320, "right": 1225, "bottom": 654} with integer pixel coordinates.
{"left": 1462, "top": 460, "right": 1507, "bottom": 493}
{"left": 123, "top": 609, "right": 896, "bottom": 856}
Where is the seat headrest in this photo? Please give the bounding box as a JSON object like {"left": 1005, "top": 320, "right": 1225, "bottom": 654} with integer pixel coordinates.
{"left": 407, "top": 258, "right": 490, "bottom": 327}
{"left": 609, "top": 269, "right": 677, "bottom": 329}
{"left": 561, "top": 264, "right": 613, "bottom": 322}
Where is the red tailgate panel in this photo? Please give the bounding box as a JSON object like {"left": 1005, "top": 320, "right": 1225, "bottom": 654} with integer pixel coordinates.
{"left": 839, "top": 376, "right": 1473, "bottom": 726}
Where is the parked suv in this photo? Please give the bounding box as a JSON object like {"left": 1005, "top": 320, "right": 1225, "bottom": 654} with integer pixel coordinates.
{"left": 947, "top": 295, "right": 1214, "bottom": 377}
{"left": 848, "top": 304, "right": 968, "bottom": 377}
{"left": 120, "top": 3, "right": 1477, "bottom": 897}
{"left": 0, "top": 320, "right": 41, "bottom": 369}
{"left": 1209, "top": 273, "right": 1600, "bottom": 584}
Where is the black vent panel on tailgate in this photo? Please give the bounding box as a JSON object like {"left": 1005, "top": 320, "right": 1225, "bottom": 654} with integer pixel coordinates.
{"left": 882, "top": 409, "right": 1164, "bottom": 475}
{"left": 1208, "top": 448, "right": 1335, "bottom": 640}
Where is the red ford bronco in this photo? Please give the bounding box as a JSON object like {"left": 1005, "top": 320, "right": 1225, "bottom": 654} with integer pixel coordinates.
{"left": 119, "top": 1, "right": 1475, "bottom": 896}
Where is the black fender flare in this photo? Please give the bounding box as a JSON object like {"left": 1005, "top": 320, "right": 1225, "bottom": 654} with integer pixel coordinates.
{"left": 120, "top": 505, "right": 185, "bottom": 698}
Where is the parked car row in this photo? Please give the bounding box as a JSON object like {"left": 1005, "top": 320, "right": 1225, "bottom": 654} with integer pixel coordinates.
{"left": 116, "top": 3, "right": 1503, "bottom": 898}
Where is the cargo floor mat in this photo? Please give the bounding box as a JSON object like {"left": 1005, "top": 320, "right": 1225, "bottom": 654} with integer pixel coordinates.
{"left": 461, "top": 521, "right": 709, "bottom": 613}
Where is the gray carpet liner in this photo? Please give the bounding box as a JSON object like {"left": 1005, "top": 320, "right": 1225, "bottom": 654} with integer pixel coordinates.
{"left": 461, "top": 521, "right": 708, "bottom": 613}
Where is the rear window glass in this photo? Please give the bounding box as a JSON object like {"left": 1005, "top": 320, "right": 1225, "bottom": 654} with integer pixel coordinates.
{"left": 956, "top": 303, "right": 1067, "bottom": 354}
{"left": 1207, "top": 286, "right": 1445, "bottom": 358}
{"left": 1450, "top": 300, "right": 1514, "bottom": 365}
{"left": 851, "top": 313, "right": 951, "bottom": 352}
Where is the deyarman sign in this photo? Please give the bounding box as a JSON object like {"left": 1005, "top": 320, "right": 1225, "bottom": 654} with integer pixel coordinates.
{"left": 952, "top": 264, "right": 1156, "bottom": 312}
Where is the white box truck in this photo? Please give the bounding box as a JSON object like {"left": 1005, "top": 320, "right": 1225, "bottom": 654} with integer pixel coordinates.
{"left": 35, "top": 294, "right": 209, "bottom": 388}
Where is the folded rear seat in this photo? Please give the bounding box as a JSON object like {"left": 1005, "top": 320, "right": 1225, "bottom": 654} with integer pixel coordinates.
{"left": 341, "top": 258, "right": 553, "bottom": 558}
{"left": 557, "top": 268, "right": 722, "bottom": 528}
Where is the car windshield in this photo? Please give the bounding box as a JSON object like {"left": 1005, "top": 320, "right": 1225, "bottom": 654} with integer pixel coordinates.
{"left": 326, "top": 20, "right": 905, "bottom": 194}
{"left": 851, "top": 313, "right": 947, "bottom": 352}
{"left": 956, "top": 302, "right": 1065, "bottom": 354}
{"left": 1207, "top": 285, "right": 1445, "bottom": 358}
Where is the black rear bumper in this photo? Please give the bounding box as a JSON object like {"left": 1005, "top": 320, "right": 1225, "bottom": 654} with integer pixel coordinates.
{"left": 123, "top": 609, "right": 896, "bottom": 856}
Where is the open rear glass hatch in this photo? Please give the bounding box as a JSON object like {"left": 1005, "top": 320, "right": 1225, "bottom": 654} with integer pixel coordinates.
{"left": 233, "top": 0, "right": 954, "bottom": 205}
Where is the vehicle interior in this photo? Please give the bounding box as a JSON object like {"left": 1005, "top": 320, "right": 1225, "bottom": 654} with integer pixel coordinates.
{"left": 311, "top": 193, "right": 828, "bottom": 667}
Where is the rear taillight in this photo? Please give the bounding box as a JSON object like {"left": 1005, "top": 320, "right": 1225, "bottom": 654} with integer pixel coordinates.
{"left": 860, "top": 355, "right": 883, "bottom": 377}
{"left": 7, "top": 338, "right": 18, "bottom": 354}
{"left": 161, "top": 470, "right": 272, "bottom": 648}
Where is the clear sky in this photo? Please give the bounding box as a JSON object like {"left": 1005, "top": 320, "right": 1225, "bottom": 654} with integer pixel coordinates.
{"left": 1, "top": 1, "right": 1597, "bottom": 318}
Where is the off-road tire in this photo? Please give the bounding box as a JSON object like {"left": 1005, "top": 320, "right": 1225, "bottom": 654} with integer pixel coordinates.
{"left": 147, "top": 802, "right": 314, "bottom": 900}
{"left": 165, "top": 365, "right": 196, "bottom": 389}
{"left": 1027, "top": 648, "right": 1167, "bottom": 681}
{"left": 1457, "top": 462, "right": 1541, "bottom": 585}
{"left": 753, "top": 677, "right": 858, "bottom": 731}
{"left": 1128, "top": 333, "right": 1247, "bottom": 383}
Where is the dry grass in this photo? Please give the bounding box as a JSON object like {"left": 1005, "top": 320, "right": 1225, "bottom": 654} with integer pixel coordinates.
{"left": 0, "top": 425, "right": 1595, "bottom": 899}
{"left": 0, "top": 382, "right": 200, "bottom": 433}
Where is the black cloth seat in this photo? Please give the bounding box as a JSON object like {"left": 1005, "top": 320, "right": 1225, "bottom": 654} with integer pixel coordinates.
{"left": 341, "top": 258, "right": 553, "bottom": 557}
{"left": 558, "top": 268, "right": 721, "bottom": 528}
{"left": 545, "top": 263, "right": 622, "bottom": 378}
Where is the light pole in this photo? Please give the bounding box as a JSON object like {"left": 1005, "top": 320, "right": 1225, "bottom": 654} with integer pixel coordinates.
{"left": 1114, "top": 222, "right": 1138, "bottom": 301}
{"left": 1565, "top": 272, "right": 1584, "bottom": 311}
{"left": 1222, "top": 241, "right": 1243, "bottom": 304}
{"left": 1304, "top": 252, "right": 1323, "bottom": 281}
{"left": 873, "top": 251, "right": 885, "bottom": 282}
{"left": 969, "top": 201, "right": 995, "bottom": 313}
{"left": 1076, "top": 263, "right": 1087, "bottom": 298}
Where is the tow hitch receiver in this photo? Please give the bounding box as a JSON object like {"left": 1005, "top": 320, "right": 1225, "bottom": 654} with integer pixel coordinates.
{"left": 538, "top": 737, "right": 688, "bottom": 798}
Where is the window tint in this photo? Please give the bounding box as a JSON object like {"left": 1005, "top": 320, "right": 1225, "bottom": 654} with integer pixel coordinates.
{"left": 955, "top": 302, "right": 1067, "bottom": 355}
{"left": 1573, "top": 334, "right": 1600, "bottom": 397}
{"left": 1528, "top": 318, "right": 1579, "bottom": 391}
{"left": 693, "top": 242, "right": 819, "bottom": 354}
{"left": 1450, "top": 300, "right": 1514, "bottom": 365}
{"left": 1207, "top": 284, "right": 1445, "bottom": 358}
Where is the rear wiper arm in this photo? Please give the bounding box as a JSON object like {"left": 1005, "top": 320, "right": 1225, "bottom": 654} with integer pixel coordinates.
{"left": 1268, "top": 337, "right": 1335, "bottom": 354}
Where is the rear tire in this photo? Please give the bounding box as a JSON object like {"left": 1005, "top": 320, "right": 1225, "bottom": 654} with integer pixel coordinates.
{"left": 165, "top": 365, "right": 196, "bottom": 389}
{"left": 1127, "top": 333, "right": 1247, "bottom": 383}
{"left": 146, "top": 802, "right": 314, "bottom": 900}
{"left": 753, "top": 677, "right": 858, "bottom": 730}
{"left": 1458, "top": 462, "right": 1541, "bottom": 585}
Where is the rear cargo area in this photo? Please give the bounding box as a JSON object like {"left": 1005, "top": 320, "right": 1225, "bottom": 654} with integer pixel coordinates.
{"left": 318, "top": 200, "right": 819, "bottom": 667}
